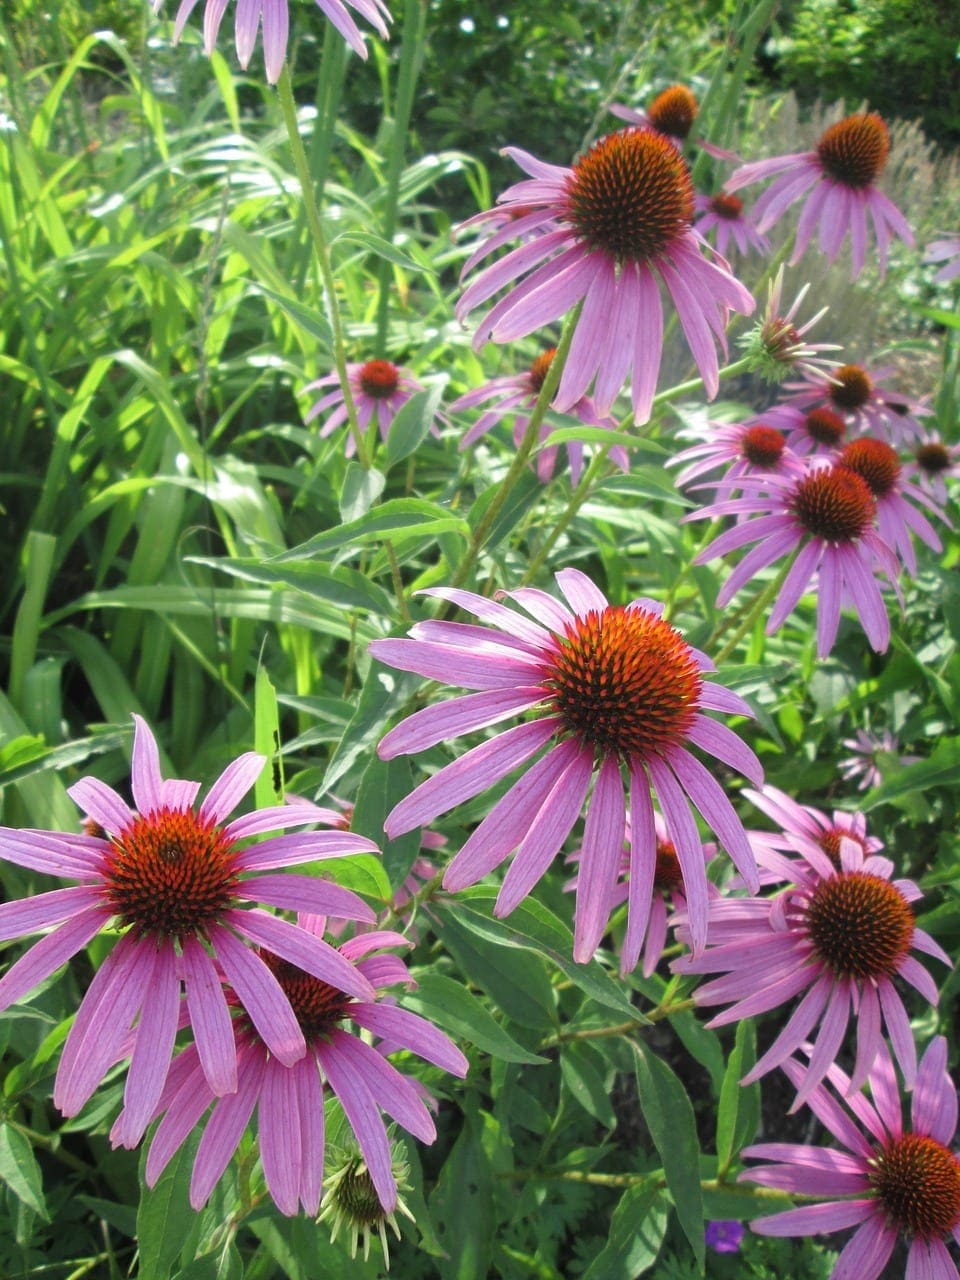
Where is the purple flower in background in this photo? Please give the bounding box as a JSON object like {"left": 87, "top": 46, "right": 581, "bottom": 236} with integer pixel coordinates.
{"left": 303, "top": 360, "right": 440, "bottom": 459}
{"left": 451, "top": 347, "right": 630, "bottom": 484}
{"left": 738, "top": 267, "right": 841, "bottom": 385}
{"left": 675, "top": 830, "right": 949, "bottom": 1106}
{"left": 906, "top": 433, "right": 960, "bottom": 504}
{"left": 705, "top": 1220, "right": 745, "bottom": 1254}
{"left": 839, "top": 730, "right": 922, "bottom": 792}
{"left": 695, "top": 192, "right": 770, "bottom": 258}
{"left": 371, "top": 568, "right": 762, "bottom": 960}
{"left": 689, "top": 462, "right": 901, "bottom": 658}
{"left": 0, "top": 716, "right": 378, "bottom": 1144}
{"left": 670, "top": 419, "right": 804, "bottom": 496}
{"left": 154, "top": 0, "right": 391, "bottom": 83}
{"left": 743, "top": 784, "right": 884, "bottom": 874}
{"left": 126, "top": 925, "right": 468, "bottom": 1215}
{"left": 565, "top": 812, "right": 716, "bottom": 976}
{"left": 726, "top": 112, "right": 913, "bottom": 278}
{"left": 456, "top": 129, "right": 753, "bottom": 424}
{"left": 925, "top": 236, "right": 960, "bottom": 284}
{"left": 610, "top": 84, "right": 701, "bottom": 143}
{"left": 837, "top": 436, "right": 947, "bottom": 575}
{"left": 783, "top": 362, "right": 933, "bottom": 444}
{"left": 743, "top": 1038, "right": 960, "bottom": 1280}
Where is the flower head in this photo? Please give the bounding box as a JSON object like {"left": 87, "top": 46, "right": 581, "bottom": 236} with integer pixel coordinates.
{"left": 611, "top": 84, "right": 700, "bottom": 142}
{"left": 0, "top": 716, "right": 380, "bottom": 1144}
{"left": 371, "top": 568, "right": 762, "bottom": 960}
{"left": 906, "top": 433, "right": 960, "bottom": 504}
{"left": 837, "top": 436, "right": 947, "bottom": 575}
{"left": 689, "top": 461, "right": 902, "bottom": 658}
{"left": 742, "top": 1038, "right": 960, "bottom": 1280}
{"left": 320, "top": 1138, "right": 415, "bottom": 1264}
{"left": 456, "top": 130, "right": 753, "bottom": 424}
{"left": 726, "top": 112, "right": 914, "bottom": 279}
{"left": 695, "top": 191, "right": 770, "bottom": 258}
{"left": 737, "top": 266, "right": 841, "bottom": 384}
{"left": 783, "top": 362, "right": 933, "bottom": 443}
{"left": 675, "top": 813, "right": 949, "bottom": 1104}
{"left": 303, "top": 360, "right": 442, "bottom": 459}
{"left": 451, "top": 348, "right": 630, "bottom": 484}
{"left": 126, "top": 923, "right": 467, "bottom": 1215}
{"left": 705, "top": 1220, "right": 746, "bottom": 1254}
{"left": 155, "top": 0, "right": 391, "bottom": 84}
{"left": 670, "top": 417, "right": 805, "bottom": 496}
{"left": 839, "top": 729, "right": 922, "bottom": 792}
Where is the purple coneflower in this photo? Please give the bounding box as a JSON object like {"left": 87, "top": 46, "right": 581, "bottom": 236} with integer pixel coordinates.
{"left": 611, "top": 84, "right": 700, "bottom": 143}
{"left": 742, "top": 1038, "right": 960, "bottom": 1280}
{"left": 689, "top": 462, "right": 901, "bottom": 658}
{"left": 674, "top": 829, "right": 949, "bottom": 1104}
{"left": 725, "top": 112, "right": 913, "bottom": 278}
{"left": 456, "top": 129, "right": 754, "bottom": 424}
{"left": 610, "top": 85, "right": 738, "bottom": 161}
{"left": 155, "top": 0, "right": 390, "bottom": 84}
{"left": 0, "top": 715, "right": 379, "bottom": 1142}
{"left": 126, "top": 924, "right": 468, "bottom": 1215}
{"left": 695, "top": 192, "right": 770, "bottom": 258}
{"left": 906, "top": 433, "right": 960, "bottom": 504}
{"left": 371, "top": 567, "right": 762, "bottom": 960}
{"left": 837, "top": 436, "right": 947, "bottom": 575}
{"left": 783, "top": 362, "right": 932, "bottom": 443}
{"left": 742, "top": 783, "right": 884, "bottom": 874}
{"left": 670, "top": 418, "right": 805, "bottom": 496}
{"left": 566, "top": 812, "right": 716, "bottom": 976}
{"left": 738, "top": 267, "right": 841, "bottom": 385}
{"left": 839, "top": 729, "right": 921, "bottom": 792}
{"left": 303, "top": 360, "right": 440, "bottom": 459}
{"left": 451, "top": 348, "right": 630, "bottom": 484}
{"left": 925, "top": 236, "right": 960, "bottom": 284}
{"left": 759, "top": 403, "right": 849, "bottom": 457}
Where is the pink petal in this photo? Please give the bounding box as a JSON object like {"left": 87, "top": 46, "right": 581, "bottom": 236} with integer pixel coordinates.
{"left": 199, "top": 753, "right": 265, "bottom": 824}
{"left": 207, "top": 924, "right": 306, "bottom": 1066}
{"left": 0, "top": 906, "right": 108, "bottom": 1012}
{"left": 350, "top": 1003, "right": 468, "bottom": 1076}
{"left": 190, "top": 1048, "right": 265, "bottom": 1209}
{"left": 181, "top": 936, "right": 238, "bottom": 1097}
{"left": 316, "top": 1037, "right": 396, "bottom": 1211}
{"left": 259, "top": 1058, "right": 302, "bottom": 1214}
{"left": 573, "top": 756, "right": 626, "bottom": 962}
{"left": 130, "top": 715, "right": 165, "bottom": 814}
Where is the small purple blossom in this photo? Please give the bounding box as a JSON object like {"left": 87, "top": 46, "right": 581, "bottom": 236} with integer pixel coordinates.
{"left": 839, "top": 729, "right": 922, "bottom": 792}
{"left": 705, "top": 1220, "right": 745, "bottom": 1254}
{"left": 925, "top": 236, "right": 960, "bottom": 284}
{"left": 303, "top": 359, "right": 442, "bottom": 459}
{"left": 695, "top": 192, "right": 770, "bottom": 258}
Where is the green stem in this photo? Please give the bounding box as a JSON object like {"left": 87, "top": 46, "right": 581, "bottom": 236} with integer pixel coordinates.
{"left": 275, "top": 65, "right": 372, "bottom": 470}
{"left": 710, "top": 551, "right": 798, "bottom": 665}
{"left": 289, "top": 23, "right": 349, "bottom": 292}
{"left": 520, "top": 447, "right": 614, "bottom": 585}
{"left": 373, "top": 0, "right": 427, "bottom": 357}
{"left": 385, "top": 539, "right": 412, "bottom": 623}
{"left": 650, "top": 355, "right": 753, "bottom": 411}
{"left": 446, "top": 305, "right": 582, "bottom": 595}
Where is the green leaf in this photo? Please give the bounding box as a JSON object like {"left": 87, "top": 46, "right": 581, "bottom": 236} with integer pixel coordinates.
{"left": 136, "top": 1133, "right": 200, "bottom": 1280}
{"left": 560, "top": 1040, "right": 616, "bottom": 1127}
{"left": 173, "top": 1240, "right": 244, "bottom": 1280}
{"left": 861, "top": 736, "right": 960, "bottom": 809}
{"left": 385, "top": 384, "right": 446, "bottom": 466}
{"left": 249, "top": 284, "right": 333, "bottom": 348}
{"left": 190, "top": 555, "right": 394, "bottom": 615}
{"left": 716, "top": 1020, "right": 760, "bottom": 1175}
{"left": 433, "top": 912, "right": 557, "bottom": 1029}
{"left": 317, "top": 852, "right": 391, "bottom": 901}
{"left": 406, "top": 972, "right": 547, "bottom": 1065}
{"left": 0, "top": 1124, "right": 48, "bottom": 1219}
{"left": 340, "top": 464, "right": 386, "bottom": 523}
{"left": 350, "top": 753, "right": 421, "bottom": 891}
{"left": 273, "top": 498, "right": 469, "bottom": 562}
{"left": 633, "top": 1044, "right": 705, "bottom": 1272}
{"left": 450, "top": 892, "right": 644, "bottom": 1021}
{"left": 582, "top": 1186, "right": 668, "bottom": 1280}
{"left": 254, "top": 666, "right": 283, "bottom": 812}
{"left": 430, "top": 1109, "right": 496, "bottom": 1279}
{"left": 336, "top": 230, "right": 434, "bottom": 273}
